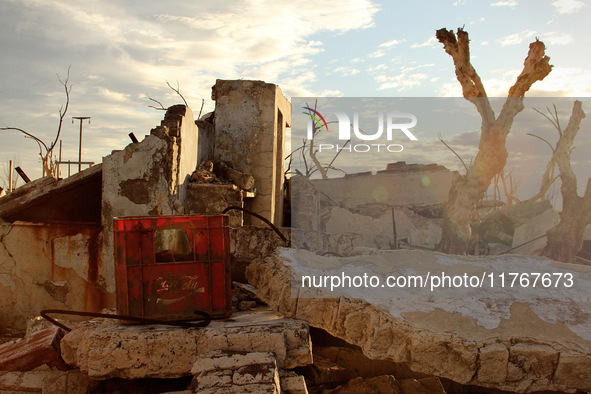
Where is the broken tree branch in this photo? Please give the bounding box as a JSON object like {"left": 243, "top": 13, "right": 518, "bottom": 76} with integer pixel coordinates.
{"left": 146, "top": 93, "right": 167, "bottom": 110}
{"left": 166, "top": 80, "right": 189, "bottom": 107}
{"left": 438, "top": 133, "right": 469, "bottom": 172}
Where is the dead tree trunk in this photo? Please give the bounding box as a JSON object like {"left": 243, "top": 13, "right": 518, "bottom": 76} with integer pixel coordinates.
{"left": 542, "top": 101, "right": 591, "bottom": 263}
{"left": 436, "top": 28, "right": 552, "bottom": 255}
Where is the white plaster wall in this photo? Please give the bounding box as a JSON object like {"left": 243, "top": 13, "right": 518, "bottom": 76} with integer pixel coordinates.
{"left": 178, "top": 106, "right": 198, "bottom": 206}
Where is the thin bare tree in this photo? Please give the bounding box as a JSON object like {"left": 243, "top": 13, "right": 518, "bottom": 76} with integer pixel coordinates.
{"left": 539, "top": 101, "right": 591, "bottom": 264}
{"left": 1, "top": 67, "right": 72, "bottom": 178}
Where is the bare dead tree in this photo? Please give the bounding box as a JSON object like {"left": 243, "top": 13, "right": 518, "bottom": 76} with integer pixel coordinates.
{"left": 436, "top": 28, "right": 552, "bottom": 254}
{"left": 0, "top": 67, "right": 72, "bottom": 178}
{"left": 146, "top": 80, "right": 206, "bottom": 118}
{"left": 539, "top": 101, "right": 590, "bottom": 264}
{"left": 288, "top": 103, "right": 349, "bottom": 179}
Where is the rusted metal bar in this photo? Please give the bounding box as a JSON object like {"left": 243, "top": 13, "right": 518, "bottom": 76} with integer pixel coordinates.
{"left": 222, "top": 206, "right": 289, "bottom": 245}
{"left": 40, "top": 309, "right": 211, "bottom": 332}
{"left": 15, "top": 167, "right": 30, "bottom": 183}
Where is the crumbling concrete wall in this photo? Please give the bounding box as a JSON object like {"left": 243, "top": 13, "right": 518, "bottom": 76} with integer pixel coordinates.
{"left": 212, "top": 80, "right": 291, "bottom": 226}
{"left": 101, "top": 105, "right": 198, "bottom": 292}
{"left": 0, "top": 222, "right": 114, "bottom": 336}
{"left": 185, "top": 183, "right": 244, "bottom": 227}
{"left": 311, "top": 163, "right": 453, "bottom": 208}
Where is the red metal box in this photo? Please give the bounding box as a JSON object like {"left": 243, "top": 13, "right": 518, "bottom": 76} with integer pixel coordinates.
{"left": 113, "top": 215, "right": 232, "bottom": 320}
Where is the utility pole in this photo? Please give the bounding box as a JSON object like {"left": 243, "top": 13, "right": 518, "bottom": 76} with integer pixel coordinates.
{"left": 72, "top": 117, "right": 91, "bottom": 173}
{"left": 8, "top": 160, "right": 13, "bottom": 193}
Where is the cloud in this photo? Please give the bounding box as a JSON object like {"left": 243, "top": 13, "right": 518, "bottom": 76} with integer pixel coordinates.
{"left": 491, "top": 0, "right": 518, "bottom": 8}
{"left": 542, "top": 31, "right": 573, "bottom": 45}
{"left": 551, "top": 0, "right": 586, "bottom": 13}
{"left": 532, "top": 67, "right": 591, "bottom": 96}
{"left": 367, "top": 64, "right": 387, "bottom": 72}
{"left": 375, "top": 73, "right": 428, "bottom": 91}
{"left": 333, "top": 66, "right": 360, "bottom": 76}
{"left": 320, "top": 90, "right": 343, "bottom": 97}
{"left": 498, "top": 30, "right": 536, "bottom": 46}
{"left": 379, "top": 39, "right": 404, "bottom": 48}
{"left": 0, "top": 0, "right": 380, "bottom": 179}
{"left": 411, "top": 36, "right": 439, "bottom": 48}
{"left": 369, "top": 50, "right": 385, "bottom": 58}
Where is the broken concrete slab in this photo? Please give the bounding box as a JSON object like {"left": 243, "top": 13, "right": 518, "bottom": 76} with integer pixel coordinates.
{"left": 279, "top": 369, "right": 309, "bottom": 394}
{"left": 0, "top": 325, "right": 66, "bottom": 371}
{"left": 246, "top": 248, "right": 591, "bottom": 393}
{"left": 0, "top": 370, "right": 98, "bottom": 394}
{"left": 215, "top": 162, "right": 256, "bottom": 191}
{"left": 0, "top": 164, "right": 102, "bottom": 224}
{"left": 61, "top": 307, "right": 312, "bottom": 380}
{"left": 511, "top": 208, "right": 559, "bottom": 255}
{"left": 191, "top": 351, "right": 280, "bottom": 393}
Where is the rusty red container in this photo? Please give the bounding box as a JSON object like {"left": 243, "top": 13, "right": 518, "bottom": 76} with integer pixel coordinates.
{"left": 113, "top": 214, "right": 232, "bottom": 320}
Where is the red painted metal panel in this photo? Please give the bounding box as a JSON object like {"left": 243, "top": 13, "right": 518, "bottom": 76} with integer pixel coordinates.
{"left": 113, "top": 215, "right": 232, "bottom": 320}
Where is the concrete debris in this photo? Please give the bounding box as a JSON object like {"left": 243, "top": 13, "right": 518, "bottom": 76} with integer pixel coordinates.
{"left": 313, "top": 346, "right": 430, "bottom": 383}
{"left": 189, "top": 159, "right": 256, "bottom": 192}
{"left": 279, "top": 369, "right": 309, "bottom": 394}
{"left": 246, "top": 248, "right": 591, "bottom": 393}
{"left": 190, "top": 351, "right": 280, "bottom": 393}
{"left": 0, "top": 325, "right": 67, "bottom": 371}
{"left": 477, "top": 201, "right": 554, "bottom": 245}
{"left": 61, "top": 306, "right": 312, "bottom": 379}
{"left": 0, "top": 370, "right": 98, "bottom": 394}
{"left": 187, "top": 351, "right": 309, "bottom": 394}
{"left": 190, "top": 158, "right": 216, "bottom": 183}
{"left": 185, "top": 183, "right": 244, "bottom": 226}
{"left": 511, "top": 208, "right": 559, "bottom": 255}
{"left": 216, "top": 162, "right": 256, "bottom": 192}
{"left": 298, "top": 355, "right": 349, "bottom": 393}
{"left": 323, "top": 375, "right": 447, "bottom": 394}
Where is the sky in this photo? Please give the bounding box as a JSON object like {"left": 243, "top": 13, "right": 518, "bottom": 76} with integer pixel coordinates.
{"left": 1, "top": 0, "right": 590, "bottom": 201}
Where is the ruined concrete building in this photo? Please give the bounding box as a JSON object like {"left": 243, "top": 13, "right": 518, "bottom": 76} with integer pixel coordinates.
{"left": 1, "top": 80, "right": 591, "bottom": 394}
{"left": 0, "top": 79, "right": 291, "bottom": 335}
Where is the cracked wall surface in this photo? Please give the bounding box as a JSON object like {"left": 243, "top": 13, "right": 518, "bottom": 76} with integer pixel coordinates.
{"left": 213, "top": 80, "right": 290, "bottom": 226}
{"left": 101, "top": 105, "right": 198, "bottom": 293}
{"left": 0, "top": 222, "right": 113, "bottom": 336}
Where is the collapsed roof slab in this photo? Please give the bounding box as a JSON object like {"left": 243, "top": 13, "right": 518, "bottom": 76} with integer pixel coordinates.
{"left": 61, "top": 306, "right": 312, "bottom": 380}
{"left": 0, "top": 164, "right": 102, "bottom": 224}
{"left": 246, "top": 248, "right": 591, "bottom": 393}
